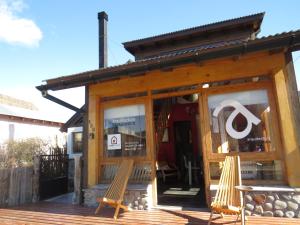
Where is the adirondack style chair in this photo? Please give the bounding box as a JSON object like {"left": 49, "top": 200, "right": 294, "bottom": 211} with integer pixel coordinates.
{"left": 208, "top": 156, "right": 245, "bottom": 225}
{"left": 95, "top": 159, "right": 134, "bottom": 219}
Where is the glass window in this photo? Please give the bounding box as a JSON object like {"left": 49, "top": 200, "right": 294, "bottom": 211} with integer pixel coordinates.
{"left": 208, "top": 90, "right": 275, "bottom": 153}
{"left": 72, "top": 132, "right": 83, "bottom": 153}
{"left": 103, "top": 104, "right": 146, "bottom": 157}
{"left": 209, "top": 160, "right": 283, "bottom": 180}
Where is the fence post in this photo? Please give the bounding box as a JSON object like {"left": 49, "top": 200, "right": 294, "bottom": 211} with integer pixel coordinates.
{"left": 73, "top": 155, "right": 82, "bottom": 204}
{"left": 32, "top": 156, "right": 40, "bottom": 203}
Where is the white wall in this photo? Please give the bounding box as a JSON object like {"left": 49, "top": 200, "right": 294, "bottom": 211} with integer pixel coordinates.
{"left": 0, "top": 121, "right": 65, "bottom": 148}
{"left": 67, "top": 126, "right": 83, "bottom": 159}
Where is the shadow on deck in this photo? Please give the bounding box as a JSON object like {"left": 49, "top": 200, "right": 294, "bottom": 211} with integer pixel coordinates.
{"left": 0, "top": 202, "right": 299, "bottom": 224}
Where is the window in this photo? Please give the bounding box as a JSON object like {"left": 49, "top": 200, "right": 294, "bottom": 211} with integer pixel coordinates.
{"left": 103, "top": 104, "right": 146, "bottom": 157}
{"left": 208, "top": 90, "right": 274, "bottom": 153}
{"left": 209, "top": 160, "right": 283, "bottom": 180}
{"left": 205, "top": 86, "right": 284, "bottom": 183}
{"left": 72, "top": 132, "right": 83, "bottom": 153}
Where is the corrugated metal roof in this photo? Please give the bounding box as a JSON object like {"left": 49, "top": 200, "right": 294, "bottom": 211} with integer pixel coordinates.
{"left": 123, "top": 12, "right": 264, "bottom": 48}
{"left": 37, "top": 29, "right": 300, "bottom": 91}
{"left": 0, "top": 103, "right": 61, "bottom": 124}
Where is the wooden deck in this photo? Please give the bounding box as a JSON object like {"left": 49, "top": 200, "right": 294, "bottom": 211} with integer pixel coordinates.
{"left": 0, "top": 202, "right": 299, "bottom": 225}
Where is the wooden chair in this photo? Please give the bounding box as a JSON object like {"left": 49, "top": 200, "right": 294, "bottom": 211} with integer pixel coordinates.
{"left": 208, "top": 156, "right": 245, "bottom": 225}
{"left": 95, "top": 159, "right": 134, "bottom": 219}
{"left": 156, "top": 161, "right": 180, "bottom": 183}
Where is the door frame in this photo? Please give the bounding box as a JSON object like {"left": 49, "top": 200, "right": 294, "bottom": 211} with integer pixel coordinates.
{"left": 151, "top": 89, "right": 207, "bottom": 207}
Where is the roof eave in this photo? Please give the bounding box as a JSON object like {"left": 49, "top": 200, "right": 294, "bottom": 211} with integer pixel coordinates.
{"left": 36, "top": 31, "right": 300, "bottom": 92}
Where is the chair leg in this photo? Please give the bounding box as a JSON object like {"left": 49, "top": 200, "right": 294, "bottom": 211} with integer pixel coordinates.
{"left": 234, "top": 214, "right": 240, "bottom": 225}
{"left": 162, "top": 172, "right": 166, "bottom": 183}
{"left": 208, "top": 211, "right": 213, "bottom": 225}
{"left": 220, "top": 212, "right": 224, "bottom": 218}
{"left": 95, "top": 202, "right": 103, "bottom": 215}
{"left": 241, "top": 209, "right": 246, "bottom": 225}
{"left": 114, "top": 204, "right": 121, "bottom": 220}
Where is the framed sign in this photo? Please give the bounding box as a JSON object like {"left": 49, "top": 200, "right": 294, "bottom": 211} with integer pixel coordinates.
{"left": 107, "top": 134, "right": 121, "bottom": 150}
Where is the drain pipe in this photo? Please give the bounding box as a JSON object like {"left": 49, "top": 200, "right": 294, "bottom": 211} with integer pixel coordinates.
{"left": 36, "top": 11, "right": 109, "bottom": 205}
{"left": 41, "top": 90, "right": 83, "bottom": 113}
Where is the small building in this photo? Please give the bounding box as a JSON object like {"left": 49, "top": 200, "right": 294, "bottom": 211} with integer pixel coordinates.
{"left": 0, "top": 93, "right": 64, "bottom": 147}
{"left": 37, "top": 12, "right": 300, "bottom": 217}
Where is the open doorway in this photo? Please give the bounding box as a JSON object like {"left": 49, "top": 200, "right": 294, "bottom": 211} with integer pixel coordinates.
{"left": 154, "top": 94, "right": 206, "bottom": 208}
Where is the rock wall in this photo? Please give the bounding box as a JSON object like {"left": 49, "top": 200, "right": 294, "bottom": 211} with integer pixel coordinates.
{"left": 244, "top": 191, "right": 300, "bottom": 218}
{"left": 84, "top": 183, "right": 152, "bottom": 210}
{"left": 211, "top": 186, "right": 300, "bottom": 218}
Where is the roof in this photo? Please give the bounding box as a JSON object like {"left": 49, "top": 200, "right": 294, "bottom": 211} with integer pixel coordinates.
{"left": 0, "top": 94, "right": 64, "bottom": 127}
{"left": 123, "top": 12, "right": 264, "bottom": 56}
{"left": 0, "top": 94, "right": 38, "bottom": 110}
{"left": 60, "top": 105, "right": 85, "bottom": 132}
{"left": 37, "top": 29, "right": 300, "bottom": 92}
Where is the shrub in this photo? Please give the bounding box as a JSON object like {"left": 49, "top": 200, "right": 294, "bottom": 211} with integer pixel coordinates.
{"left": 0, "top": 138, "right": 49, "bottom": 168}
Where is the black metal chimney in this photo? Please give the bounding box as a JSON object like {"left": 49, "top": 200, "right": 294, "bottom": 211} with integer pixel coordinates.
{"left": 98, "top": 11, "right": 108, "bottom": 68}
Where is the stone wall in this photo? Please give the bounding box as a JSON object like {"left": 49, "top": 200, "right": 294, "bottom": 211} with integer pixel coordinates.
{"left": 244, "top": 190, "right": 300, "bottom": 218}
{"left": 84, "top": 183, "right": 152, "bottom": 210}
{"left": 211, "top": 186, "right": 300, "bottom": 218}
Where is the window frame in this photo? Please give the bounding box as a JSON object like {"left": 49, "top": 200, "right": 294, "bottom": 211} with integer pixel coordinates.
{"left": 201, "top": 81, "right": 286, "bottom": 184}
{"left": 99, "top": 96, "right": 152, "bottom": 163}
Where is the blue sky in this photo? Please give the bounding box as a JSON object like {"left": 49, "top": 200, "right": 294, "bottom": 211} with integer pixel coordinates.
{"left": 0, "top": 0, "right": 299, "bottom": 119}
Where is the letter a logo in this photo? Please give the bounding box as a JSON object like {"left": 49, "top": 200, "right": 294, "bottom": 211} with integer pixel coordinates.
{"left": 213, "top": 100, "right": 261, "bottom": 139}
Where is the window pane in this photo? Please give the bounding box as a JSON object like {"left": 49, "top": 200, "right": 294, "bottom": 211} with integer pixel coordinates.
{"left": 72, "top": 132, "right": 83, "bottom": 153}
{"left": 209, "top": 160, "right": 283, "bottom": 180}
{"left": 208, "top": 90, "right": 275, "bottom": 153}
{"left": 103, "top": 104, "right": 146, "bottom": 157}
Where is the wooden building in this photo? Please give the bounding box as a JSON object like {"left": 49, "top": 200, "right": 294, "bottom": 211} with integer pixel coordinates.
{"left": 37, "top": 12, "right": 300, "bottom": 217}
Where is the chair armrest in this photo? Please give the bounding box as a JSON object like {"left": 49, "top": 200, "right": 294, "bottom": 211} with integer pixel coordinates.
{"left": 235, "top": 185, "right": 253, "bottom": 192}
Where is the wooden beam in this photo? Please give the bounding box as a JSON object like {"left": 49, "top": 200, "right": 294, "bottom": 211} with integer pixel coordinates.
{"left": 0, "top": 114, "right": 63, "bottom": 127}
{"left": 272, "top": 52, "right": 300, "bottom": 187}
{"left": 87, "top": 93, "right": 99, "bottom": 187}
{"left": 89, "top": 51, "right": 284, "bottom": 98}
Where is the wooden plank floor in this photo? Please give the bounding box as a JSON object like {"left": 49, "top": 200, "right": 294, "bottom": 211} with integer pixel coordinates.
{"left": 0, "top": 202, "right": 299, "bottom": 225}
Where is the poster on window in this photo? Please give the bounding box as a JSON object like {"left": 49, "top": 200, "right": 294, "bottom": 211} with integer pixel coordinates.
{"left": 107, "top": 134, "right": 121, "bottom": 150}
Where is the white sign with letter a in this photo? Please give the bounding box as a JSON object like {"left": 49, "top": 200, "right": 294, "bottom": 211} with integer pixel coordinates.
{"left": 213, "top": 99, "right": 261, "bottom": 139}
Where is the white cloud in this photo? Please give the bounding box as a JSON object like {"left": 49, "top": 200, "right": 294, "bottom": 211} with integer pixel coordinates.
{"left": 0, "top": 0, "right": 42, "bottom": 47}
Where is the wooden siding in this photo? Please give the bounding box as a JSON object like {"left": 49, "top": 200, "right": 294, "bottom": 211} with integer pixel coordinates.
{"left": 0, "top": 167, "right": 34, "bottom": 207}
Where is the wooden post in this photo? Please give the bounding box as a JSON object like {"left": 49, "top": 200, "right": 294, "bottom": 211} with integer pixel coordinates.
{"left": 0, "top": 168, "right": 10, "bottom": 207}
{"left": 273, "top": 53, "right": 300, "bottom": 187}
{"left": 73, "top": 155, "right": 82, "bottom": 205}
{"left": 32, "top": 156, "right": 40, "bottom": 203}
{"left": 82, "top": 86, "right": 89, "bottom": 190}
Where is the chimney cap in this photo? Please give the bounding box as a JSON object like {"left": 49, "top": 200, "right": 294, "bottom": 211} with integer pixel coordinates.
{"left": 98, "top": 11, "right": 108, "bottom": 21}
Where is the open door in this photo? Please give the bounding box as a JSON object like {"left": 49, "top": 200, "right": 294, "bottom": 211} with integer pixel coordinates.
{"left": 154, "top": 95, "right": 206, "bottom": 208}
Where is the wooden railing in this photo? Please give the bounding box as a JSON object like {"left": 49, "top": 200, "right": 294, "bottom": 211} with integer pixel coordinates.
{"left": 100, "top": 163, "right": 152, "bottom": 184}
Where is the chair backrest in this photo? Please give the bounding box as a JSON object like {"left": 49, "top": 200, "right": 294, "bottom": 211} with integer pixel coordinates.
{"left": 211, "top": 156, "right": 242, "bottom": 208}
{"left": 183, "top": 155, "right": 188, "bottom": 169}
{"left": 104, "top": 159, "right": 134, "bottom": 202}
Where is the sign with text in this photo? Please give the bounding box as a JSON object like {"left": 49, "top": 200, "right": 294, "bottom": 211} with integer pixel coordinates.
{"left": 107, "top": 134, "right": 121, "bottom": 150}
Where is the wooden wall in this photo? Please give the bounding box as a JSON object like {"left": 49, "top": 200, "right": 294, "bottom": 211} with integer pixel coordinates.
{"left": 87, "top": 50, "right": 300, "bottom": 190}
{"left": 0, "top": 167, "right": 35, "bottom": 207}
